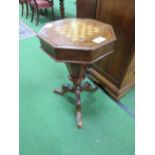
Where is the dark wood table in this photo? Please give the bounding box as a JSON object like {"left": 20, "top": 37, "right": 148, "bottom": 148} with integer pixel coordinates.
{"left": 37, "top": 18, "right": 116, "bottom": 128}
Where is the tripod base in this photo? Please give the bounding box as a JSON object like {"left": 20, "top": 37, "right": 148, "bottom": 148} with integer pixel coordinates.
{"left": 54, "top": 81, "right": 97, "bottom": 128}
{"left": 54, "top": 63, "right": 97, "bottom": 128}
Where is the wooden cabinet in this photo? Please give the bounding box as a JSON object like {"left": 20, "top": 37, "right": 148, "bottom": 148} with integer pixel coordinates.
{"left": 77, "top": 0, "right": 135, "bottom": 99}
{"left": 77, "top": 0, "right": 97, "bottom": 18}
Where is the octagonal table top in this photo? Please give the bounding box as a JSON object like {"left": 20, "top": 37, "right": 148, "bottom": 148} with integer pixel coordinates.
{"left": 38, "top": 18, "right": 116, "bottom": 51}
{"left": 37, "top": 18, "right": 116, "bottom": 64}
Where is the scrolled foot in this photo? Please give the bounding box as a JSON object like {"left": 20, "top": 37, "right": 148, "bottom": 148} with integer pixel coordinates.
{"left": 76, "top": 112, "right": 83, "bottom": 128}
{"left": 54, "top": 83, "right": 73, "bottom": 95}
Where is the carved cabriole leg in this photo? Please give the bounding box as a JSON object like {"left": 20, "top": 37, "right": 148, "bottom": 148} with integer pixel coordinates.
{"left": 70, "top": 77, "right": 83, "bottom": 128}
{"left": 26, "top": 2, "right": 29, "bottom": 19}
{"left": 74, "top": 86, "right": 82, "bottom": 128}
{"left": 36, "top": 7, "right": 39, "bottom": 26}
{"left": 59, "top": 0, "right": 64, "bottom": 18}
{"left": 54, "top": 83, "right": 74, "bottom": 95}
{"left": 31, "top": 7, "right": 34, "bottom": 23}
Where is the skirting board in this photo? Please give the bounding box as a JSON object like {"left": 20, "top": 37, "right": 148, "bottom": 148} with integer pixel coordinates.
{"left": 88, "top": 68, "right": 135, "bottom": 100}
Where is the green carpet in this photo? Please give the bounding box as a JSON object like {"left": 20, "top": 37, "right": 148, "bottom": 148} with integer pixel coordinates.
{"left": 19, "top": 37, "right": 134, "bottom": 155}
{"left": 19, "top": 1, "right": 134, "bottom": 154}
{"left": 120, "top": 87, "right": 135, "bottom": 111}
{"left": 19, "top": 0, "right": 76, "bottom": 32}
